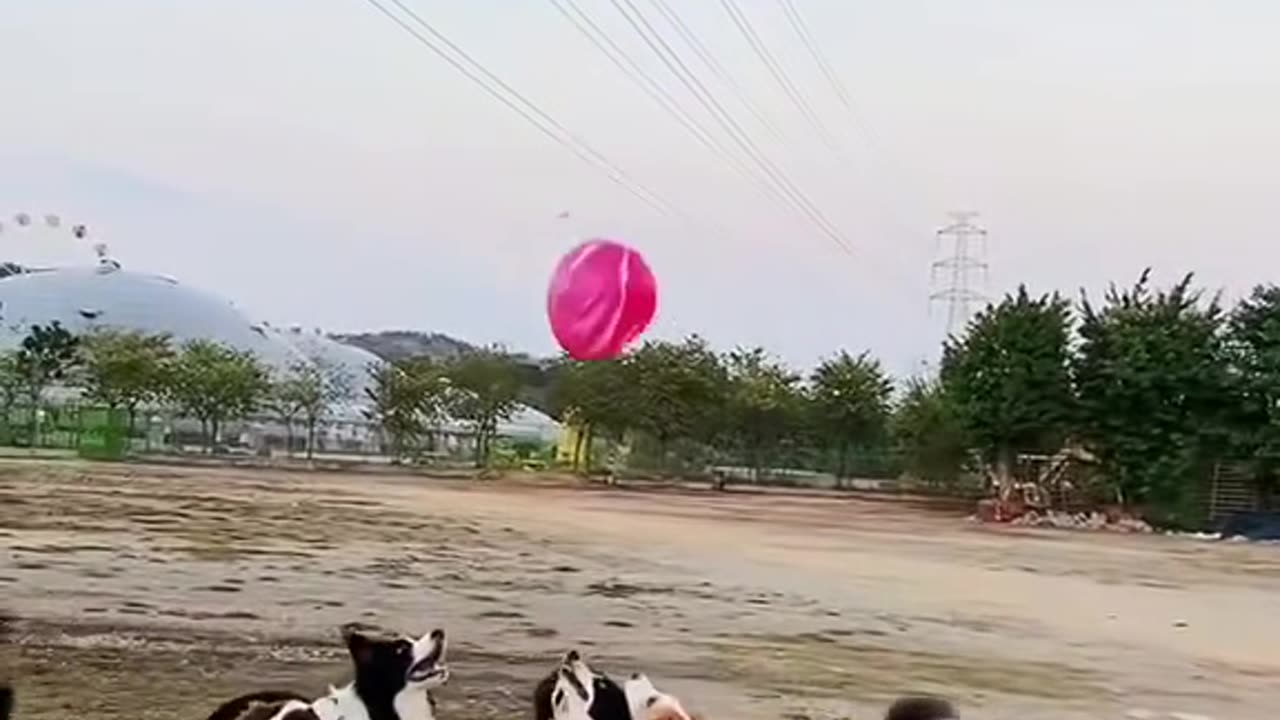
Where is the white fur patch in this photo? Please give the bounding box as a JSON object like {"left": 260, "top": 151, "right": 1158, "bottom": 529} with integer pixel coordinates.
{"left": 623, "top": 674, "right": 692, "bottom": 720}
{"left": 265, "top": 699, "right": 321, "bottom": 720}
{"left": 307, "top": 678, "right": 436, "bottom": 720}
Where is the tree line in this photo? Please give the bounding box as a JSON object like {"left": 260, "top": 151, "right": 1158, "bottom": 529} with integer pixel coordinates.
{"left": 938, "top": 271, "right": 1280, "bottom": 525}
{"left": 547, "top": 270, "right": 1280, "bottom": 525}
{"left": 0, "top": 324, "right": 534, "bottom": 462}
{"left": 0, "top": 324, "right": 278, "bottom": 452}
{"left": 5, "top": 268, "right": 1280, "bottom": 528}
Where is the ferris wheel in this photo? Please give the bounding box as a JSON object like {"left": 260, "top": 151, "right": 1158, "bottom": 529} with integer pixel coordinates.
{"left": 0, "top": 211, "right": 117, "bottom": 275}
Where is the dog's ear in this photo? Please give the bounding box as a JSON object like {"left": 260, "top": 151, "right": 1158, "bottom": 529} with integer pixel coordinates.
{"left": 532, "top": 670, "right": 558, "bottom": 720}
{"left": 340, "top": 623, "right": 374, "bottom": 666}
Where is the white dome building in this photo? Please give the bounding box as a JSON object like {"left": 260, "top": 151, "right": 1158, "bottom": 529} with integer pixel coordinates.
{"left": 271, "top": 326, "right": 384, "bottom": 402}
{"left": 439, "top": 404, "right": 562, "bottom": 444}
{"left": 0, "top": 265, "right": 308, "bottom": 372}
{"left": 0, "top": 255, "right": 562, "bottom": 457}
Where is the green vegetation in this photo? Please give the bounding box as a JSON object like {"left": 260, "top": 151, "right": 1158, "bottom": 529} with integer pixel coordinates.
{"left": 940, "top": 287, "right": 1075, "bottom": 487}
{"left": 16, "top": 320, "right": 80, "bottom": 439}
{"left": 1074, "top": 272, "right": 1235, "bottom": 524}
{"left": 1, "top": 325, "right": 273, "bottom": 452}
{"left": 446, "top": 347, "right": 525, "bottom": 467}
{"left": 545, "top": 271, "right": 1280, "bottom": 524}
{"left": 809, "top": 351, "right": 894, "bottom": 484}
{"left": 167, "top": 340, "right": 271, "bottom": 451}
{"left": 79, "top": 328, "right": 175, "bottom": 435}
{"left": 5, "top": 268, "right": 1280, "bottom": 526}
{"left": 268, "top": 358, "right": 352, "bottom": 458}
{"left": 362, "top": 356, "right": 454, "bottom": 462}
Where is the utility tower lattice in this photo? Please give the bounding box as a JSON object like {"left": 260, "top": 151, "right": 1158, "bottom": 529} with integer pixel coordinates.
{"left": 929, "top": 212, "right": 989, "bottom": 336}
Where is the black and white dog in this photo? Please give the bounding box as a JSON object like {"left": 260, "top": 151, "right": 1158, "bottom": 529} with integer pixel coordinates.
{"left": 534, "top": 650, "right": 691, "bottom": 720}
{"left": 534, "top": 650, "right": 630, "bottom": 720}
{"left": 205, "top": 622, "right": 449, "bottom": 720}
{"left": 534, "top": 649, "right": 958, "bottom": 720}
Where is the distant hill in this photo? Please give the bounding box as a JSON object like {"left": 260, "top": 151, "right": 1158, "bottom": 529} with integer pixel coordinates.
{"left": 332, "top": 330, "right": 476, "bottom": 362}
{"left": 332, "top": 330, "right": 561, "bottom": 416}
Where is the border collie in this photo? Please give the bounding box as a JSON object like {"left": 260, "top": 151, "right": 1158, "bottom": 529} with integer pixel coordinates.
{"left": 534, "top": 650, "right": 630, "bottom": 720}
{"left": 621, "top": 673, "right": 694, "bottom": 720}
{"left": 534, "top": 651, "right": 691, "bottom": 720}
{"left": 205, "top": 622, "right": 449, "bottom": 720}
{"left": 533, "top": 649, "right": 957, "bottom": 720}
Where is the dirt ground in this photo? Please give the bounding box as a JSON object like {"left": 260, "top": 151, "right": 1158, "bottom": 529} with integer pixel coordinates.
{"left": 2, "top": 462, "right": 1279, "bottom": 720}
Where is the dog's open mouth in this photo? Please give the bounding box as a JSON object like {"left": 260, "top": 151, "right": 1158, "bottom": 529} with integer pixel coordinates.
{"left": 407, "top": 658, "right": 448, "bottom": 683}
{"left": 406, "top": 630, "right": 448, "bottom": 684}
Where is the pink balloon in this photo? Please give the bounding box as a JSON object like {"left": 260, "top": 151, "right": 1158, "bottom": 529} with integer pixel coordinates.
{"left": 547, "top": 239, "right": 658, "bottom": 361}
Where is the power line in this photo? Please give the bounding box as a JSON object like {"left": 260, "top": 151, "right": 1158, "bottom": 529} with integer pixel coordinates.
{"left": 633, "top": 0, "right": 935, "bottom": 290}
{"left": 608, "top": 0, "right": 853, "bottom": 254}
{"left": 645, "top": 0, "right": 784, "bottom": 141}
{"left": 777, "top": 0, "right": 886, "bottom": 151}
{"left": 777, "top": 0, "right": 856, "bottom": 118}
{"left": 718, "top": 0, "right": 841, "bottom": 153}
{"left": 642, "top": 1, "right": 928, "bottom": 290}
{"left": 361, "top": 0, "right": 699, "bottom": 228}
{"left": 547, "top": 0, "right": 857, "bottom": 244}
{"left": 929, "top": 211, "right": 989, "bottom": 336}
{"left": 773, "top": 0, "right": 931, "bottom": 228}
{"left": 545, "top": 0, "right": 781, "bottom": 204}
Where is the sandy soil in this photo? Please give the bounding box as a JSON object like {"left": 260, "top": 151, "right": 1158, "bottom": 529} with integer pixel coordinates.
{"left": 2, "top": 461, "right": 1279, "bottom": 720}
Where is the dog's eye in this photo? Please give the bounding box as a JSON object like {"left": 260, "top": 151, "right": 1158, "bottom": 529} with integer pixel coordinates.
{"left": 396, "top": 642, "right": 411, "bottom": 655}
{"left": 553, "top": 689, "right": 565, "bottom": 707}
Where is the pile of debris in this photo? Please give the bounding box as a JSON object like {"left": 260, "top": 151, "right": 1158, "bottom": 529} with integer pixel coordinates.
{"left": 1009, "top": 508, "right": 1153, "bottom": 533}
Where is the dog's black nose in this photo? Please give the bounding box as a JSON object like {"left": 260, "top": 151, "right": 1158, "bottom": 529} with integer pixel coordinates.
{"left": 630, "top": 673, "right": 641, "bottom": 680}
{"left": 429, "top": 629, "right": 445, "bottom": 641}
{"left": 565, "top": 650, "right": 580, "bottom": 663}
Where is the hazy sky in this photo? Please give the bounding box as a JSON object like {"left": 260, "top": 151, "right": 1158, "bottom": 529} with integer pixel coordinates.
{"left": 1, "top": 1, "right": 1277, "bottom": 376}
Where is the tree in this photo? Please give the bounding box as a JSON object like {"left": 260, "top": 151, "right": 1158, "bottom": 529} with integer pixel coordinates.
{"left": 892, "top": 377, "right": 971, "bottom": 489}
{"left": 721, "top": 347, "right": 803, "bottom": 483}
{"left": 940, "top": 286, "right": 1075, "bottom": 487}
{"left": 548, "top": 356, "right": 633, "bottom": 471}
{"left": 364, "top": 361, "right": 422, "bottom": 462}
{"left": 1075, "top": 270, "right": 1235, "bottom": 522}
{"left": 168, "top": 340, "right": 269, "bottom": 452}
{"left": 626, "top": 336, "right": 726, "bottom": 473}
{"left": 809, "top": 351, "right": 894, "bottom": 481}
{"left": 363, "top": 358, "right": 451, "bottom": 462}
{"left": 1227, "top": 285, "right": 1280, "bottom": 486}
{"left": 0, "top": 351, "right": 21, "bottom": 441}
{"left": 446, "top": 348, "right": 523, "bottom": 467}
{"left": 291, "top": 359, "right": 353, "bottom": 459}
{"left": 79, "top": 329, "right": 175, "bottom": 438}
{"left": 15, "top": 321, "right": 81, "bottom": 441}
{"left": 399, "top": 357, "right": 453, "bottom": 441}
{"left": 266, "top": 369, "right": 309, "bottom": 456}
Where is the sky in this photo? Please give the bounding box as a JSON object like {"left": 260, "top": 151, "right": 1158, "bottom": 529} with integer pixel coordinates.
{"left": 1, "top": 0, "right": 1277, "bottom": 377}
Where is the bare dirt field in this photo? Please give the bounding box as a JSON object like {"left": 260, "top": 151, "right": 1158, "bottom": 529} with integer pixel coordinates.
{"left": 3, "top": 461, "right": 1279, "bottom": 720}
